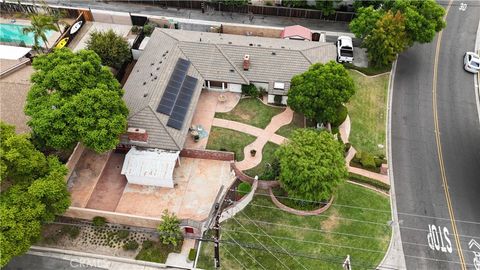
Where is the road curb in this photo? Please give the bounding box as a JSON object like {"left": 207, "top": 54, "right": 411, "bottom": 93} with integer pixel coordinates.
{"left": 473, "top": 16, "right": 480, "bottom": 124}
{"left": 377, "top": 59, "right": 407, "bottom": 270}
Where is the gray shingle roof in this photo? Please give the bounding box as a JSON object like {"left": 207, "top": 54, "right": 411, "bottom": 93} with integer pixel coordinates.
{"left": 122, "top": 30, "right": 203, "bottom": 150}
{"left": 122, "top": 28, "right": 335, "bottom": 150}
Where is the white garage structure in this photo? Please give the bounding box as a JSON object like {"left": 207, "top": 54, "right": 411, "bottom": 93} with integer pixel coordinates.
{"left": 121, "top": 147, "right": 179, "bottom": 188}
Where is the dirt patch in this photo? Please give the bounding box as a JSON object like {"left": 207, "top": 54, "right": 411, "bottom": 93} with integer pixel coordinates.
{"left": 321, "top": 209, "right": 340, "bottom": 232}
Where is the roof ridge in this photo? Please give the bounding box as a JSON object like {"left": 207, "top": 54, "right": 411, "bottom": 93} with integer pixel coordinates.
{"left": 145, "top": 105, "right": 181, "bottom": 150}
{"left": 160, "top": 28, "right": 180, "bottom": 41}
{"left": 214, "top": 44, "right": 250, "bottom": 84}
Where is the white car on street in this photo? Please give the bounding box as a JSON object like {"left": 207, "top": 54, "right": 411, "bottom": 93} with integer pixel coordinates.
{"left": 464, "top": 52, "right": 480, "bottom": 73}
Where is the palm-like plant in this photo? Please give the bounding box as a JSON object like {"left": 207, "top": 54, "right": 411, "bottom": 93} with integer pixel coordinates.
{"left": 22, "top": 14, "right": 59, "bottom": 52}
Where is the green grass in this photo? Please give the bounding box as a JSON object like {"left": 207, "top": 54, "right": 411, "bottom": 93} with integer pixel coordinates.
{"left": 215, "top": 98, "right": 284, "bottom": 129}
{"left": 275, "top": 112, "right": 305, "bottom": 139}
{"left": 343, "top": 63, "right": 392, "bottom": 76}
{"left": 243, "top": 142, "right": 279, "bottom": 179}
{"left": 136, "top": 240, "right": 182, "bottom": 263}
{"left": 206, "top": 127, "right": 256, "bottom": 161}
{"left": 347, "top": 70, "right": 389, "bottom": 156}
{"left": 197, "top": 183, "right": 391, "bottom": 270}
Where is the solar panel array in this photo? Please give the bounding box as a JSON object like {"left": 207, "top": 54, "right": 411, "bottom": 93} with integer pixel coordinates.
{"left": 167, "top": 75, "right": 198, "bottom": 130}
{"left": 156, "top": 58, "right": 191, "bottom": 115}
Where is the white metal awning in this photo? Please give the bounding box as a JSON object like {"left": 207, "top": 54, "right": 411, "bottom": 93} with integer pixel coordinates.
{"left": 121, "top": 147, "right": 179, "bottom": 181}
{"left": 0, "top": 45, "right": 31, "bottom": 60}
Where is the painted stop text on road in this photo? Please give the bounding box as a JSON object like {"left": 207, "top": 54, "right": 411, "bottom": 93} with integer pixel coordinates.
{"left": 427, "top": 224, "right": 453, "bottom": 253}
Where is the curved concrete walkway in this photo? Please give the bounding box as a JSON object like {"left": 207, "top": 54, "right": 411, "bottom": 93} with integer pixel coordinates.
{"left": 212, "top": 107, "right": 293, "bottom": 171}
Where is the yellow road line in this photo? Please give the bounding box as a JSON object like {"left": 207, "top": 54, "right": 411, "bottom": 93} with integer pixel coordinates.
{"left": 432, "top": 1, "right": 466, "bottom": 269}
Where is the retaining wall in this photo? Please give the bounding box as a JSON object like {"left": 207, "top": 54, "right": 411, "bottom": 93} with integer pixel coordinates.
{"left": 220, "top": 179, "right": 258, "bottom": 223}
{"left": 221, "top": 24, "right": 282, "bottom": 38}
{"left": 269, "top": 188, "right": 333, "bottom": 216}
{"left": 65, "top": 143, "right": 86, "bottom": 181}
{"left": 180, "top": 148, "right": 234, "bottom": 161}
{"left": 230, "top": 162, "right": 280, "bottom": 189}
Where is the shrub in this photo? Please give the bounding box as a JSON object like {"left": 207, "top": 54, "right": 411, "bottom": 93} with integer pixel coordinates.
{"left": 92, "top": 216, "right": 107, "bottom": 227}
{"left": 157, "top": 210, "right": 182, "bottom": 247}
{"left": 117, "top": 230, "right": 129, "bottom": 239}
{"left": 274, "top": 95, "right": 283, "bottom": 105}
{"left": 360, "top": 152, "right": 376, "bottom": 170}
{"left": 188, "top": 248, "right": 196, "bottom": 261}
{"left": 344, "top": 142, "right": 351, "bottom": 153}
{"left": 262, "top": 157, "right": 281, "bottom": 180}
{"left": 142, "top": 240, "right": 154, "bottom": 249}
{"left": 66, "top": 226, "right": 80, "bottom": 239}
{"left": 349, "top": 172, "right": 390, "bottom": 191}
{"left": 374, "top": 157, "right": 384, "bottom": 167}
{"left": 352, "top": 151, "right": 362, "bottom": 163}
{"left": 131, "top": 25, "right": 140, "bottom": 34}
{"left": 332, "top": 105, "right": 348, "bottom": 127}
{"left": 242, "top": 84, "right": 260, "bottom": 98}
{"left": 143, "top": 23, "right": 156, "bottom": 36}
{"left": 237, "top": 182, "right": 252, "bottom": 196}
{"left": 259, "top": 87, "right": 268, "bottom": 96}
{"left": 123, "top": 240, "right": 139, "bottom": 250}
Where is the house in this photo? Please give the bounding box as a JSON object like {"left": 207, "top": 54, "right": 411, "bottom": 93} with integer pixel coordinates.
{"left": 119, "top": 28, "right": 336, "bottom": 187}
{"left": 281, "top": 25, "right": 312, "bottom": 41}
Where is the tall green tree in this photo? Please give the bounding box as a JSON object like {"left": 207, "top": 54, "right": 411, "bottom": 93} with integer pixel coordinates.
{"left": 22, "top": 14, "right": 58, "bottom": 52}
{"left": 157, "top": 210, "right": 182, "bottom": 247}
{"left": 349, "top": 6, "right": 384, "bottom": 39}
{"left": 25, "top": 48, "right": 129, "bottom": 153}
{"left": 287, "top": 61, "right": 355, "bottom": 124}
{"left": 388, "top": 0, "right": 446, "bottom": 44}
{"left": 363, "top": 11, "right": 409, "bottom": 67}
{"left": 0, "top": 122, "right": 70, "bottom": 267}
{"left": 276, "top": 129, "right": 347, "bottom": 202}
{"left": 315, "top": 0, "right": 340, "bottom": 16}
{"left": 86, "top": 29, "right": 132, "bottom": 70}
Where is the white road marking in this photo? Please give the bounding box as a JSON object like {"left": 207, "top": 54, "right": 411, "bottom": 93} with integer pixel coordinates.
{"left": 427, "top": 224, "right": 453, "bottom": 253}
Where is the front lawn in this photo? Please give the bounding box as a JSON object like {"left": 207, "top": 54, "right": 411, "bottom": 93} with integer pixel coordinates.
{"left": 243, "top": 142, "right": 279, "bottom": 179}
{"left": 215, "top": 98, "right": 284, "bottom": 129}
{"left": 136, "top": 239, "right": 182, "bottom": 263}
{"left": 275, "top": 112, "right": 305, "bottom": 139}
{"left": 347, "top": 70, "right": 389, "bottom": 156}
{"left": 206, "top": 127, "right": 256, "bottom": 161}
{"left": 197, "top": 183, "right": 391, "bottom": 270}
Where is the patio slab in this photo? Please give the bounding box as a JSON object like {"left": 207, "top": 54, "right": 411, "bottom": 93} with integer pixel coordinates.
{"left": 184, "top": 90, "right": 240, "bottom": 150}
{"left": 86, "top": 152, "right": 128, "bottom": 211}
{"left": 114, "top": 157, "right": 233, "bottom": 221}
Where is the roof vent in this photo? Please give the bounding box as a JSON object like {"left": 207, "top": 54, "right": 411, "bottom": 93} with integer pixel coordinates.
{"left": 257, "top": 44, "right": 261, "bottom": 47}
{"left": 281, "top": 46, "right": 285, "bottom": 48}
{"left": 156, "top": 67, "right": 160, "bottom": 70}
{"left": 150, "top": 73, "right": 153, "bottom": 76}
{"left": 249, "top": 43, "right": 253, "bottom": 46}
{"left": 143, "top": 93, "right": 148, "bottom": 97}
{"left": 154, "top": 76, "right": 157, "bottom": 80}
{"left": 151, "top": 62, "right": 154, "bottom": 66}
{"left": 143, "top": 82, "right": 146, "bottom": 85}
{"left": 228, "top": 41, "right": 232, "bottom": 44}
{"left": 243, "top": 54, "right": 250, "bottom": 71}
{"left": 230, "top": 69, "right": 234, "bottom": 72}
{"left": 271, "top": 52, "right": 276, "bottom": 55}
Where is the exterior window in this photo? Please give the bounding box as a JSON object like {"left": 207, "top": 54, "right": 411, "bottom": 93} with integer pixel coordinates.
{"left": 274, "top": 82, "right": 285, "bottom": 90}
{"left": 209, "top": 81, "right": 223, "bottom": 88}
{"left": 185, "top": 227, "right": 194, "bottom": 234}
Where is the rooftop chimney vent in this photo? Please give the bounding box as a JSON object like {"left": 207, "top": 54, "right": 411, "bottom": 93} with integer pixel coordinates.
{"left": 243, "top": 54, "right": 250, "bottom": 71}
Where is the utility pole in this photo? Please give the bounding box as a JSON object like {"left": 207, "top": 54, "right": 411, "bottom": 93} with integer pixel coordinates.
{"left": 213, "top": 203, "right": 221, "bottom": 268}
{"left": 343, "top": 255, "right": 351, "bottom": 270}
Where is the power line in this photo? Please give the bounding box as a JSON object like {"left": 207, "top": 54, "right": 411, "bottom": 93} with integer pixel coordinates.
{"left": 222, "top": 232, "right": 268, "bottom": 270}
{"left": 239, "top": 211, "right": 308, "bottom": 270}
{"left": 223, "top": 228, "right": 387, "bottom": 254}
{"left": 248, "top": 203, "right": 390, "bottom": 226}
{"left": 231, "top": 216, "right": 291, "bottom": 270}
{"left": 222, "top": 243, "right": 249, "bottom": 270}
{"left": 252, "top": 191, "right": 480, "bottom": 225}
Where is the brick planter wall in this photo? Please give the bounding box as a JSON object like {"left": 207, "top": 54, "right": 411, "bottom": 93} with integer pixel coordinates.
{"left": 180, "top": 148, "right": 234, "bottom": 161}
{"left": 230, "top": 163, "right": 280, "bottom": 189}
{"left": 268, "top": 188, "right": 334, "bottom": 216}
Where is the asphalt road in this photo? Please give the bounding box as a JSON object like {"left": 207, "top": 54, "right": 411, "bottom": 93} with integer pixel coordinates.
{"left": 391, "top": 2, "right": 480, "bottom": 269}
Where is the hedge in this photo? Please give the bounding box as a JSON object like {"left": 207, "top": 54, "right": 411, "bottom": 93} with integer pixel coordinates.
{"left": 237, "top": 182, "right": 252, "bottom": 195}
{"left": 188, "top": 248, "right": 197, "bottom": 261}
{"left": 348, "top": 172, "right": 390, "bottom": 191}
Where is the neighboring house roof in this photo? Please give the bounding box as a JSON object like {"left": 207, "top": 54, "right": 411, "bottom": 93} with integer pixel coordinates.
{"left": 121, "top": 28, "right": 336, "bottom": 150}
{"left": 158, "top": 28, "right": 336, "bottom": 94}
{"left": 281, "top": 25, "right": 312, "bottom": 41}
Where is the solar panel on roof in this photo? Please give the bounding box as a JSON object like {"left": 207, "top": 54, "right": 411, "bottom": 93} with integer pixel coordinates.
{"left": 166, "top": 76, "right": 198, "bottom": 130}
{"left": 156, "top": 58, "right": 191, "bottom": 115}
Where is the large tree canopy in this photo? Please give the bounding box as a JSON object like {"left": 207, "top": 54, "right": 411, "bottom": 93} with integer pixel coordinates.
{"left": 86, "top": 29, "right": 132, "bottom": 69}
{"left": 276, "top": 129, "right": 347, "bottom": 202}
{"left": 0, "top": 122, "right": 70, "bottom": 267}
{"left": 349, "top": 6, "right": 384, "bottom": 39}
{"left": 363, "top": 11, "right": 409, "bottom": 68}
{"left": 287, "top": 61, "right": 355, "bottom": 124}
{"left": 25, "top": 48, "right": 129, "bottom": 153}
